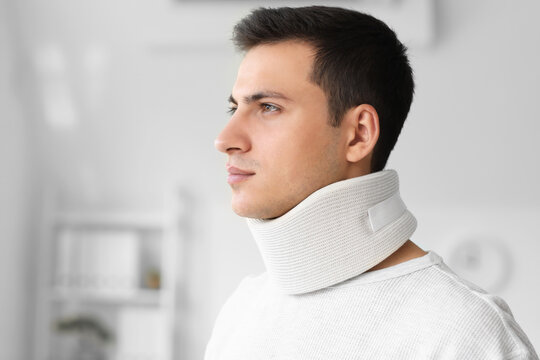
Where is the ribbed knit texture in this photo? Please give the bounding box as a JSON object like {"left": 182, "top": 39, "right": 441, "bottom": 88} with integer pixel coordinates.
{"left": 206, "top": 170, "right": 538, "bottom": 359}
{"left": 246, "top": 170, "right": 416, "bottom": 294}
{"left": 205, "top": 251, "right": 539, "bottom": 359}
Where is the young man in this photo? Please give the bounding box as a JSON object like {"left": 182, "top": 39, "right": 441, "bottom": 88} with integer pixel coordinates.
{"left": 207, "top": 6, "right": 538, "bottom": 359}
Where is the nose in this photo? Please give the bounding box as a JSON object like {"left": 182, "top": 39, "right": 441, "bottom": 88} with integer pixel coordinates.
{"left": 214, "top": 113, "right": 251, "bottom": 154}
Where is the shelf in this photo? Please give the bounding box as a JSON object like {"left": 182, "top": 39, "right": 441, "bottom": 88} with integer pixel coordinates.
{"left": 50, "top": 288, "right": 168, "bottom": 307}
{"left": 34, "top": 195, "right": 181, "bottom": 360}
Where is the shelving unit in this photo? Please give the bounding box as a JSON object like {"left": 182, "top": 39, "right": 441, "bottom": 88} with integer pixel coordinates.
{"left": 33, "top": 195, "right": 182, "bottom": 360}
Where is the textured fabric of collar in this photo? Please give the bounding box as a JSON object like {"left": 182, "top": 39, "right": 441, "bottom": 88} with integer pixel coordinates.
{"left": 246, "top": 170, "right": 417, "bottom": 295}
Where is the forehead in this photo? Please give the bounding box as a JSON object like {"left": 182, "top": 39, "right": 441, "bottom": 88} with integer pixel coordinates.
{"left": 233, "top": 41, "right": 319, "bottom": 99}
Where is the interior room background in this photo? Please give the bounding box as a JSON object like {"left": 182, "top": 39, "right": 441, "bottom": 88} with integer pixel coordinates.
{"left": 1, "top": 0, "right": 539, "bottom": 359}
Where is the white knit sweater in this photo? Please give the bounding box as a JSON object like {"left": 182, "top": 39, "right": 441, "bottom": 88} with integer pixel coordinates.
{"left": 205, "top": 171, "right": 538, "bottom": 359}
{"left": 205, "top": 251, "right": 537, "bottom": 359}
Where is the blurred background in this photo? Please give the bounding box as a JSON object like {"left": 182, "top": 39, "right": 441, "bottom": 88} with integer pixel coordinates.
{"left": 1, "top": 0, "right": 539, "bottom": 359}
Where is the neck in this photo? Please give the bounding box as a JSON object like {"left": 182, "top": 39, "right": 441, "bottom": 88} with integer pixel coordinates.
{"left": 246, "top": 169, "right": 417, "bottom": 295}
{"left": 366, "top": 240, "right": 427, "bottom": 273}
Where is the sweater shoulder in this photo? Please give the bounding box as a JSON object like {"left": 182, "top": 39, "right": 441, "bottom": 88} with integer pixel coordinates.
{"left": 427, "top": 262, "right": 515, "bottom": 323}
{"left": 239, "top": 271, "right": 268, "bottom": 288}
{"left": 409, "top": 262, "right": 538, "bottom": 358}
{"left": 205, "top": 272, "right": 269, "bottom": 357}
{"left": 221, "top": 271, "right": 267, "bottom": 310}
{"left": 334, "top": 261, "right": 538, "bottom": 359}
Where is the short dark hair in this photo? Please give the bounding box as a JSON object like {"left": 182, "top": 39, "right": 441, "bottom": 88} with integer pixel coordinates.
{"left": 233, "top": 6, "right": 414, "bottom": 172}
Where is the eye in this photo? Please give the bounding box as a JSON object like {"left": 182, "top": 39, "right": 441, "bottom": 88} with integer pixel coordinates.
{"left": 261, "top": 103, "right": 280, "bottom": 113}
{"left": 227, "top": 106, "right": 237, "bottom": 115}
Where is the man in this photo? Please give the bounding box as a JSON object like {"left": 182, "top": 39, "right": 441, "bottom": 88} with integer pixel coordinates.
{"left": 207, "top": 6, "right": 538, "bottom": 359}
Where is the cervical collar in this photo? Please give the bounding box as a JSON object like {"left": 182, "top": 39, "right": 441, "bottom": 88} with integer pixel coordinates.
{"left": 246, "top": 170, "right": 417, "bottom": 295}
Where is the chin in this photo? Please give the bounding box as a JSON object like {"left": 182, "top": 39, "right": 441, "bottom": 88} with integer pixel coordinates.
{"left": 231, "top": 199, "right": 255, "bottom": 218}
{"left": 231, "top": 206, "right": 252, "bottom": 218}
{"left": 232, "top": 205, "right": 264, "bottom": 219}
{"left": 231, "top": 199, "right": 279, "bottom": 219}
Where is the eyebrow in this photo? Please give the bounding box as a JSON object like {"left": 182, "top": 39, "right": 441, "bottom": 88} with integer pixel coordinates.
{"left": 228, "top": 91, "right": 292, "bottom": 105}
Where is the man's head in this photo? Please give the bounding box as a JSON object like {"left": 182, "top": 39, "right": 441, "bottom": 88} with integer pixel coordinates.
{"left": 215, "top": 6, "right": 414, "bottom": 219}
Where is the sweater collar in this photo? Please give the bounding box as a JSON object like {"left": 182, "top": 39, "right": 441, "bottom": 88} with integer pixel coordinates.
{"left": 246, "top": 169, "right": 417, "bottom": 295}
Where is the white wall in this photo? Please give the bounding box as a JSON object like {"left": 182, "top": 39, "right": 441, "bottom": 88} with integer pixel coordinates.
{"left": 5, "top": 0, "right": 540, "bottom": 358}
{"left": 394, "top": 0, "right": 540, "bottom": 207}
{"left": 0, "top": 1, "right": 34, "bottom": 359}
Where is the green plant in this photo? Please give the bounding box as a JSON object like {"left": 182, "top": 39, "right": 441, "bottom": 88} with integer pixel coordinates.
{"left": 55, "top": 315, "right": 113, "bottom": 343}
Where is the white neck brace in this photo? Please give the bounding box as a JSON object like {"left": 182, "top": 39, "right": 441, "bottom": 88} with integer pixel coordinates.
{"left": 246, "top": 170, "right": 417, "bottom": 295}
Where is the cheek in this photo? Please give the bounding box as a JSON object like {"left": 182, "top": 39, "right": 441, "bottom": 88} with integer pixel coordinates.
{"left": 273, "top": 128, "right": 339, "bottom": 179}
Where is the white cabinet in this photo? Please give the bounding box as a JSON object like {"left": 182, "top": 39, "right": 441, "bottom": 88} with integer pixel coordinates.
{"left": 33, "top": 203, "right": 181, "bottom": 360}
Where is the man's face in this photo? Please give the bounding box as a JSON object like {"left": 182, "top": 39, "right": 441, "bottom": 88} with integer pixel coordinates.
{"left": 215, "top": 41, "right": 349, "bottom": 219}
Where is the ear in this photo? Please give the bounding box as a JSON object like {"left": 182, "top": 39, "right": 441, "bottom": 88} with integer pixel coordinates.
{"left": 343, "top": 104, "right": 380, "bottom": 164}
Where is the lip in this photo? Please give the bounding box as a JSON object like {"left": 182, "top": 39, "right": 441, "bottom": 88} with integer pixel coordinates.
{"left": 226, "top": 165, "right": 255, "bottom": 184}
{"left": 227, "top": 165, "right": 255, "bottom": 175}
